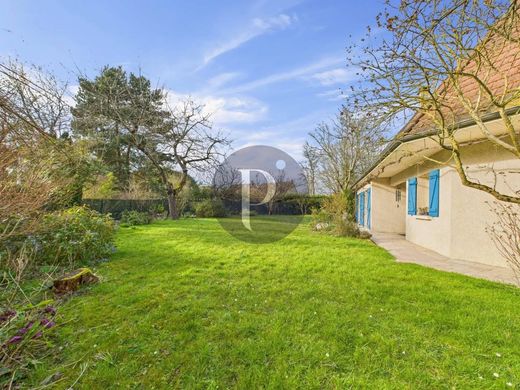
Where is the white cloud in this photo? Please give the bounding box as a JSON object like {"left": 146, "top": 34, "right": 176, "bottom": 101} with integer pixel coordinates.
{"left": 64, "top": 84, "right": 79, "bottom": 107}
{"left": 166, "top": 90, "right": 268, "bottom": 126}
{"left": 236, "top": 133, "right": 306, "bottom": 161}
{"left": 201, "top": 13, "right": 298, "bottom": 67}
{"left": 310, "top": 67, "right": 357, "bottom": 86}
{"left": 221, "top": 55, "right": 344, "bottom": 94}
{"left": 206, "top": 72, "right": 242, "bottom": 90}
{"left": 230, "top": 108, "right": 334, "bottom": 160}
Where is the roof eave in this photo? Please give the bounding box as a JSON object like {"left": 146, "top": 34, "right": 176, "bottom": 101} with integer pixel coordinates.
{"left": 353, "top": 106, "right": 520, "bottom": 189}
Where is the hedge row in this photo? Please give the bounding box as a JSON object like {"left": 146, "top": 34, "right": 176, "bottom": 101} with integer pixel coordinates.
{"left": 83, "top": 195, "right": 327, "bottom": 219}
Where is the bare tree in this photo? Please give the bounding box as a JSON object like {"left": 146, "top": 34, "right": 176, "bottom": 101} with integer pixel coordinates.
{"left": 347, "top": 0, "right": 520, "bottom": 203}
{"left": 133, "top": 99, "right": 230, "bottom": 219}
{"left": 309, "top": 109, "right": 386, "bottom": 194}
{"left": 300, "top": 141, "right": 320, "bottom": 195}
{"left": 0, "top": 59, "right": 70, "bottom": 138}
{"left": 487, "top": 202, "right": 520, "bottom": 284}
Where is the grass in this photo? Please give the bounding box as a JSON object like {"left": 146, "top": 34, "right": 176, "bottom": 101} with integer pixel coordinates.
{"left": 27, "top": 217, "right": 520, "bottom": 388}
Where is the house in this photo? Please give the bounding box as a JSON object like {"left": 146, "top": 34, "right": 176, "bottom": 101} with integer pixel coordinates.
{"left": 354, "top": 28, "right": 520, "bottom": 268}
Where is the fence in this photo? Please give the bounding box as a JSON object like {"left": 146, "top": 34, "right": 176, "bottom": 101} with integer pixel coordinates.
{"left": 83, "top": 195, "right": 327, "bottom": 219}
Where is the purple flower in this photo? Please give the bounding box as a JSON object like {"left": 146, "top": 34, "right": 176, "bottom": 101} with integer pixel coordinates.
{"left": 32, "top": 331, "right": 43, "bottom": 339}
{"left": 43, "top": 306, "right": 57, "bottom": 316}
{"left": 40, "top": 318, "right": 56, "bottom": 329}
{"left": 7, "top": 335, "right": 23, "bottom": 345}
{"left": 17, "top": 321, "right": 34, "bottom": 335}
{"left": 0, "top": 310, "right": 16, "bottom": 324}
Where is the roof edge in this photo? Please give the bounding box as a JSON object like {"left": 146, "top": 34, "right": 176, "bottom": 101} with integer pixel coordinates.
{"left": 353, "top": 106, "right": 520, "bottom": 189}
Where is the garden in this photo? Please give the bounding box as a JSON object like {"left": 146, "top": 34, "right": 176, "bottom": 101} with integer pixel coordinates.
{"left": 21, "top": 218, "right": 520, "bottom": 388}
{"left": 3, "top": 0, "right": 520, "bottom": 388}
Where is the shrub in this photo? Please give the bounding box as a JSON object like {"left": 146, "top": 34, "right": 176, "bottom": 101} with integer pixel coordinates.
{"left": 37, "top": 206, "right": 115, "bottom": 266}
{"left": 311, "top": 192, "right": 359, "bottom": 238}
{"left": 195, "top": 199, "right": 227, "bottom": 218}
{"left": 120, "top": 210, "right": 152, "bottom": 226}
{"left": 149, "top": 203, "right": 166, "bottom": 216}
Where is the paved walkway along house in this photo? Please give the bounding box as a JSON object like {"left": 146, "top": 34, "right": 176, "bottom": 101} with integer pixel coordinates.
{"left": 371, "top": 232, "right": 517, "bottom": 285}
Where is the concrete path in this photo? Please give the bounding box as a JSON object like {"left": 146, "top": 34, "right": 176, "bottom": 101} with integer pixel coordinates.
{"left": 371, "top": 232, "right": 517, "bottom": 285}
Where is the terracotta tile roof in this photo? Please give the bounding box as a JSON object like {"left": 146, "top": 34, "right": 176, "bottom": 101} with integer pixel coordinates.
{"left": 355, "top": 15, "right": 520, "bottom": 187}
{"left": 395, "top": 18, "right": 520, "bottom": 139}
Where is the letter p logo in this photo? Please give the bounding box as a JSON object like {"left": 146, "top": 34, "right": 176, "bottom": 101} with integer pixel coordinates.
{"left": 238, "top": 169, "right": 276, "bottom": 231}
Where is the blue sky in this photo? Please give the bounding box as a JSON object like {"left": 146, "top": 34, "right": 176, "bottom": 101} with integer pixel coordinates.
{"left": 0, "top": 0, "right": 385, "bottom": 159}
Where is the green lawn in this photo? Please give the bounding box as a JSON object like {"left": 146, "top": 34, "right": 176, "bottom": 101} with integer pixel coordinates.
{"left": 29, "top": 218, "right": 520, "bottom": 388}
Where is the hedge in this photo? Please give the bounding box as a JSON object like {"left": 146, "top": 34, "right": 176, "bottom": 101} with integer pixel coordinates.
{"left": 83, "top": 195, "right": 327, "bottom": 219}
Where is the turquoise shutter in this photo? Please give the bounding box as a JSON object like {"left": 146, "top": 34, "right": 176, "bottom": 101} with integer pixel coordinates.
{"left": 429, "top": 170, "right": 440, "bottom": 217}
{"left": 355, "top": 193, "right": 359, "bottom": 222}
{"left": 367, "top": 188, "right": 371, "bottom": 229}
{"left": 408, "top": 178, "right": 417, "bottom": 215}
{"left": 360, "top": 192, "right": 365, "bottom": 226}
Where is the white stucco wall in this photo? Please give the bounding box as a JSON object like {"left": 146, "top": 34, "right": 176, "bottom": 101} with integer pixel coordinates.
{"left": 358, "top": 136, "right": 519, "bottom": 267}
{"left": 402, "top": 142, "right": 520, "bottom": 267}
{"left": 371, "top": 181, "right": 406, "bottom": 234}
{"left": 405, "top": 168, "right": 453, "bottom": 258}
{"left": 448, "top": 150, "right": 520, "bottom": 266}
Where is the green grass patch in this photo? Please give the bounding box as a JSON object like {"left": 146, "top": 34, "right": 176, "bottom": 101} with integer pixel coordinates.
{"left": 27, "top": 218, "right": 520, "bottom": 388}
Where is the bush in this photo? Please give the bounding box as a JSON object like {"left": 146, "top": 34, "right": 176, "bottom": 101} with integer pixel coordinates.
{"left": 195, "top": 199, "right": 227, "bottom": 218}
{"left": 82, "top": 199, "right": 168, "bottom": 220}
{"left": 120, "top": 210, "right": 153, "bottom": 226}
{"left": 311, "top": 192, "right": 359, "bottom": 238}
{"left": 37, "top": 206, "right": 115, "bottom": 266}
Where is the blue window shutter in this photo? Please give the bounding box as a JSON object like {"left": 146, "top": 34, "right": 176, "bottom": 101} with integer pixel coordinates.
{"left": 355, "top": 193, "right": 359, "bottom": 222}
{"left": 367, "top": 189, "right": 371, "bottom": 229}
{"left": 429, "top": 169, "right": 440, "bottom": 217}
{"left": 360, "top": 192, "right": 365, "bottom": 226}
{"left": 408, "top": 178, "right": 417, "bottom": 215}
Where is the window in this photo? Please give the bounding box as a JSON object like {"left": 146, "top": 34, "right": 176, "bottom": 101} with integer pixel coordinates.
{"left": 416, "top": 175, "right": 430, "bottom": 215}
{"left": 408, "top": 169, "right": 440, "bottom": 217}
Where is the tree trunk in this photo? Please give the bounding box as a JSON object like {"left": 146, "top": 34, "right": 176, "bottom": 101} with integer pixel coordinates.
{"left": 167, "top": 190, "right": 179, "bottom": 220}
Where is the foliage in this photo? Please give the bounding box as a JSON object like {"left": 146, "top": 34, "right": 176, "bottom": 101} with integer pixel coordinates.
{"left": 282, "top": 194, "right": 327, "bottom": 215}
{"left": 120, "top": 210, "right": 152, "bottom": 227}
{"left": 195, "top": 199, "right": 227, "bottom": 218}
{"left": 23, "top": 218, "right": 520, "bottom": 388}
{"left": 83, "top": 173, "right": 117, "bottom": 199}
{"left": 74, "top": 67, "right": 230, "bottom": 219}
{"left": 73, "top": 66, "right": 168, "bottom": 192}
{"left": 311, "top": 192, "right": 359, "bottom": 237}
{"left": 131, "top": 99, "right": 230, "bottom": 219}
{"left": 0, "top": 290, "right": 58, "bottom": 388}
{"left": 35, "top": 206, "right": 115, "bottom": 267}
{"left": 148, "top": 203, "right": 166, "bottom": 216}
{"left": 82, "top": 199, "right": 167, "bottom": 220}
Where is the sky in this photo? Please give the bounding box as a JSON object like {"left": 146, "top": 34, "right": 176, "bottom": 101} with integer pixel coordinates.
{"left": 0, "top": 0, "right": 385, "bottom": 160}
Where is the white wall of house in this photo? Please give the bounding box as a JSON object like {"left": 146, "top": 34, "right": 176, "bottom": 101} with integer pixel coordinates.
{"left": 448, "top": 148, "right": 520, "bottom": 266}
{"left": 371, "top": 181, "right": 406, "bottom": 234}
{"left": 362, "top": 139, "right": 519, "bottom": 268}
{"left": 405, "top": 168, "right": 453, "bottom": 258}
{"left": 403, "top": 142, "right": 519, "bottom": 267}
